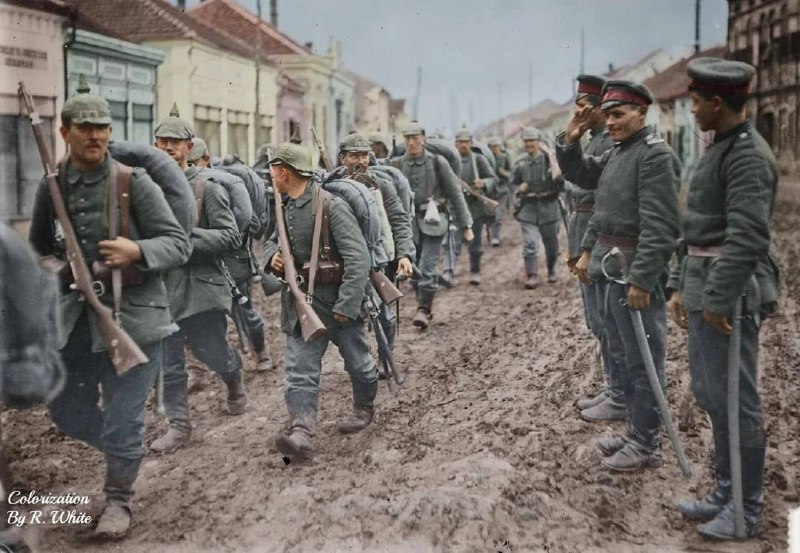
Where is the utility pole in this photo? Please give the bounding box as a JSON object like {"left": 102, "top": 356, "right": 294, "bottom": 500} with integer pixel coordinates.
{"left": 695, "top": 0, "right": 701, "bottom": 55}
{"left": 528, "top": 61, "right": 533, "bottom": 121}
{"left": 498, "top": 79, "right": 503, "bottom": 130}
{"left": 255, "top": 0, "right": 263, "bottom": 149}
{"left": 270, "top": 0, "right": 278, "bottom": 27}
{"left": 580, "top": 28, "right": 585, "bottom": 74}
{"left": 413, "top": 66, "right": 422, "bottom": 120}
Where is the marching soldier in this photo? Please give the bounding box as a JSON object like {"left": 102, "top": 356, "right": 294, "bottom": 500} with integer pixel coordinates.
{"left": 388, "top": 122, "right": 473, "bottom": 329}
{"left": 264, "top": 143, "right": 377, "bottom": 459}
{"left": 150, "top": 107, "right": 246, "bottom": 454}
{"left": 29, "top": 89, "right": 191, "bottom": 537}
{"left": 567, "top": 75, "right": 627, "bottom": 423}
{"left": 189, "top": 138, "right": 274, "bottom": 371}
{"left": 669, "top": 58, "right": 778, "bottom": 540}
{"left": 452, "top": 127, "right": 498, "bottom": 285}
{"left": 556, "top": 80, "right": 681, "bottom": 471}
{"left": 512, "top": 127, "right": 564, "bottom": 289}
{"left": 368, "top": 133, "right": 391, "bottom": 160}
{"left": 338, "top": 132, "right": 415, "bottom": 348}
{"left": 487, "top": 136, "right": 512, "bottom": 247}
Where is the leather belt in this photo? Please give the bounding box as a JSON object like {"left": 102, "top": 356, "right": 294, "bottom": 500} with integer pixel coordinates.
{"left": 574, "top": 203, "right": 593, "bottom": 213}
{"left": 687, "top": 245, "right": 722, "bottom": 258}
{"left": 597, "top": 233, "right": 638, "bottom": 249}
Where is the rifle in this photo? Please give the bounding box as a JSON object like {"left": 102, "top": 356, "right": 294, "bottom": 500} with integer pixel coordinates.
{"left": 311, "top": 126, "right": 333, "bottom": 171}
{"left": 365, "top": 291, "right": 404, "bottom": 386}
{"left": 18, "top": 81, "right": 148, "bottom": 375}
{"left": 269, "top": 150, "right": 327, "bottom": 343}
{"left": 459, "top": 179, "right": 499, "bottom": 214}
{"left": 219, "top": 259, "right": 251, "bottom": 354}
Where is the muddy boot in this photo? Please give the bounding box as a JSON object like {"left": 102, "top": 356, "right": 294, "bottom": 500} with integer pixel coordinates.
{"left": 254, "top": 346, "right": 274, "bottom": 372}
{"left": 523, "top": 256, "right": 538, "bottom": 289}
{"left": 596, "top": 434, "right": 627, "bottom": 456}
{"left": 580, "top": 396, "right": 627, "bottom": 422}
{"left": 469, "top": 273, "right": 481, "bottom": 286}
{"left": 438, "top": 270, "right": 455, "bottom": 288}
{"left": 576, "top": 390, "right": 608, "bottom": 411}
{"left": 490, "top": 237, "right": 501, "bottom": 248}
{"left": 339, "top": 376, "right": 378, "bottom": 434}
{"left": 547, "top": 267, "right": 558, "bottom": 283}
{"left": 524, "top": 273, "right": 539, "bottom": 289}
{"left": 602, "top": 442, "right": 663, "bottom": 472}
{"left": 96, "top": 456, "right": 139, "bottom": 539}
{"left": 275, "top": 415, "right": 315, "bottom": 461}
{"left": 150, "top": 425, "right": 190, "bottom": 453}
{"left": 413, "top": 292, "right": 434, "bottom": 330}
{"left": 698, "top": 446, "right": 765, "bottom": 540}
{"left": 677, "top": 426, "right": 731, "bottom": 520}
{"left": 224, "top": 374, "right": 247, "bottom": 415}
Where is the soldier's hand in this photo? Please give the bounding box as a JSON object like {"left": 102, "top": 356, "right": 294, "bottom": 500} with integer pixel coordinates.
{"left": 474, "top": 179, "right": 484, "bottom": 189}
{"left": 270, "top": 252, "right": 284, "bottom": 272}
{"left": 518, "top": 182, "right": 529, "bottom": 193}
{"left": 627, "top": 284, "right": 651, "bottom": 310}
{"left": 575, "top": 250, "right": 591, "bottom": 284}
{"left": 463, "top": 228, "right": 475, "bottom": 242}
{"left": 98, "top": 237, "right": 142, "bottom": 268}
{"left": 703, "top": 309, "right": 732, "bottom": 336}
{"left": 397, "top": 257, "right": 413, "bottom": 278}
{"left": 566, "top": 256, "right": 578, "bottom": 274}
{"left": 667, "top": 291, "right": 689, "bottom": 329}
{"left": 565, "top": 105, "right": 593, "bottom": 144}
{"left": 333, "top": 313, "right": 349, "bottom": 322}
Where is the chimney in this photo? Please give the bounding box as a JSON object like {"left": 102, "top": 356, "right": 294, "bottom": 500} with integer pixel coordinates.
{"left": 177, "top": 0, "right": 186, "bottom": 10}
{"left": 305, "top": 41, "right": 313, "bottom": 51}
{"left": 608, "top": 63, "right": 614, "bottom": 74}
{"left": 270, "top": 0, "right": 278, "bottom": 27}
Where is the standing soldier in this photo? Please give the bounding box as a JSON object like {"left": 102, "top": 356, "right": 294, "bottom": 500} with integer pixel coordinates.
{"left": 512, "top": 127, "right": 564, "bottom": 289}
{"left": 389, "top": 122, "right": 473, "bottom": 329}
{"left": 150, "top": 107, "right": 246, "bottom": 454}
{"left": 28, "top": 89, "right": 191, "bottom": 537}
{"left": 264, "top": 143, "right": 377, "bottom": 459}
{"left": 337, "top": 132, "right": 415, "bottom": 348}
{"left": 487, "top": 136, "right": 512, "bottom": 247}
{"left": 669, "top": 58, "right": 778, "bottom": 540}
{"left": 556, "top": 81, "right": 680, "bottom": 471}
{"left": 453, "top": 127, "right": 498, "bottom": 285}
{"left": 567, "top": 75, "right": 627, "bottom": 422}
{"left": 189, "top": 138, "right": 274, "bottom": 371}
{"left": 368, "top": 133, "right": 391, "bottom": 160}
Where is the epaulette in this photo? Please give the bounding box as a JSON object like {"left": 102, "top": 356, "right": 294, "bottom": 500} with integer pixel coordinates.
{"left": 645, "top": 134, "right": 665, "bottom": 145}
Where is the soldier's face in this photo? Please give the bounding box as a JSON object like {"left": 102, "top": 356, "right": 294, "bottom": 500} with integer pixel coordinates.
{"left": 604, "top": 104, "right": 646, "bottom": 142}
{"left": 575, "top": 97, "right": 605, "bottom": 129}
{"left": 523, "top": 139, "right": 540, "bottom": 155}
{"left": 341, "top": 151, "right": 370, "bottom": 174}
{"left": 155, "top": 137, "right": 192, "bottom": 165}
{"left": 60, "top": 123, "right": 111, "bottom": 168}
{"left": 489, "top": 144, "right": 501, "bottom": 156}
{"left": 455, "top": 140, "right": 472, "bottom": 155}
{"left": 270, "top": 165, "right": 289, "bottom": 193}
{"left": 371, "top": 143, "right": 388, "bottom": 158}
{"left": 195, "top": 154, "right": 211, "bottom": 169}
{"left": 690, "top": 91, "right": 720, "bottom": 132}
{"left": 405, "top": 134, "right": 424, "bottom": 156}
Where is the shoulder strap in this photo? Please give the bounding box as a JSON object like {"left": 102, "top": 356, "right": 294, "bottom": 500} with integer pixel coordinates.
{"left": 194, "top": 176, "right": 207, "bottom": 224}
{"left": 307, "top": 186, "right": 331, "bottom": 301}
{"left": 107, "top": 161, "right": 123, "bottom": 324}
{"left": 116, "top": 164, "right": 134, "bottom": 238}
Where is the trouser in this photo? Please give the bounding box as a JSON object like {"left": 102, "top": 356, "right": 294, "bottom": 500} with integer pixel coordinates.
{"left": 234, "top": 278, "right": 267, "bottom": 352}
{"left": 520, "top": 220, "right": 559, "bottom": 275}
{"left": 489, "top": 192, "right": 509, "bottom": 241}
{"left": 414, "top": 232, "right": 444, "bottom": 309}
{"left": 49, "top": 314, "right": 160, "bottom": 507}
{"left": 283, "top": 321, "right": 378, "bottom": 425}
{"left": 377, "top": 261, "right": 398, "bottom": 350}
{"left": 603, "top": 282, "right": 667, "bottom": 451}
{"left": 162, "top": 310, "right": 243, "bottom": 430}
{"left": 590, "top": 281, "right": 626, "bottom": 404}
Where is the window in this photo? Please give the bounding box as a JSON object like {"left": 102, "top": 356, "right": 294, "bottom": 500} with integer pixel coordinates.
{"left": 131, "top": 104, "right": 153, "bottom": 145}
{"left": 227, "top": 110, "right": 250, "bottom": 160}
{"left": 0, "top": 114, "right": 54, "bottom": 218}
{"left": 194, "top": 105, "right": 222, "bottom": 157}
{"left": 109, "top": 101, "right": 127, "bottom": 141}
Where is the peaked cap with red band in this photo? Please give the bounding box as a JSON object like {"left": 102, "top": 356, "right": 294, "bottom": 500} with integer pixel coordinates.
{"left": 687, "top": 56, "right": 755, "bottom": 96}
{"left": 576, "top": 74, "right": 606, "bottom": 99}
{"left": 600, "top": 80, "right": 654, "bottom": 110}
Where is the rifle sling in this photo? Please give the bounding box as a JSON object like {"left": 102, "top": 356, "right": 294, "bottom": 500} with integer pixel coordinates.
{"left": 307, "top": 187, "right": 332, "bottom": 301}
{"left": 193, "top": 176, "right": 207, "bottom": 223}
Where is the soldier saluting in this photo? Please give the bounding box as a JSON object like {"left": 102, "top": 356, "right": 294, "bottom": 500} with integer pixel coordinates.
{"left": 28, "top": 85, "right": 190, "bottom": 538}
{"left": 556, "top": 80, "right": 681, "bottom": 471}
{"left": 668, "top": 58, "right": 779, "bottom": 540}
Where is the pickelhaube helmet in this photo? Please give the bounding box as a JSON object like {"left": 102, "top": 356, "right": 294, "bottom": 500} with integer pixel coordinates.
{"left": 154, "top": 103, "right": 194, "bottom": 140}
{"left": 62, "top": 74, "right": 112, "bottom": 125}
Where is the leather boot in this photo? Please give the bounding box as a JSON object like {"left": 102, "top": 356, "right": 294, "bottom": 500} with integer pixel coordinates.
{"left": 576, "top": 390, "right": 608, "bottom": 411}
{"left": 524, "top": 273, "right": 540, "bottom": 290}
{"left": 150, "top": 425, "right": 191, "bottom": 453}
{"left": 412, "top": 307, "right": 431, "bottom": 329}
{"left": 698, "top": 446, "right": 765, "bottom": 540}
{"left": 469, "top": 273, "right": 481, "bottom": 286}
{"left": 254, "top": 346, "right": 274, "bottom": 372}
{"left": 596, "top": 434, "right": 627, "bottom": 456}
{"left": 523, "top": 256, "right": 538, "bottom": 289}
{"left": 96, "top": 456, "right": 139, "bottom": 539}
{"left": 547, "top": 267, "right": 558, "bottom": 283}
{"left": 580, "top": 396, "right": 627, "bottom": 422}
{"left": 275, "top": 415, "right": 315, "bottom": 461}
{"left": 224, "top": 374, "right": 247, "bottom": 415}
{"left": 339, "top": 376, "right": 378, "bottom": 434}
{"left": 438, "top": 270, "right": 455, "bottom": 288}
{"left": 677, "top": 425, "right": 731, "bottom": 520}
{"left": 602, "top": 441, "right": 663, "bottom": 472}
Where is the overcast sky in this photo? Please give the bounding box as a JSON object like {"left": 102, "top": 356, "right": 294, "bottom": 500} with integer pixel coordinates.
{"left": 183, "top": 0, "right": 729, "bottom": 134}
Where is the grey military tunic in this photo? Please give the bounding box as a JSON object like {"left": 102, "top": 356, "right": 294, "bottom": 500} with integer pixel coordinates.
{"left": 388, "top": 150, "right": 472, "bottom": 239}
{"left": 459, "top": 152, "right": 498, "bottom": 220}
{"left": 556, "top": 127, "right": 681, "bottom": 292}
{"left": 164, "top": 166, "right": 241, "bottom": 322}
{"left": 668, "top": 121, "right": 779, "bottom": 317}
{"left": 493, "top": 150, "right": 513, "bottom": 196}
{"left": 369, "top": 171, "right": 416, "bottom": 261}
{"left": 511, "top": 152, "right": 564, "bottom": 226}
{"left": 264, "top": 181, "right": 370, "bottom": 334}
{"left": 566, "top": 124, "right": 614, "bottom": 259}
{"left": 29, "top": 156, "right": 191, "bottom": 351}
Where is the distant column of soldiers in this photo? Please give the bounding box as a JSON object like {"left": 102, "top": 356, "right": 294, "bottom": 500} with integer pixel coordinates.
{"left": 3, "top": 52, "right": 778, "bottom": 545}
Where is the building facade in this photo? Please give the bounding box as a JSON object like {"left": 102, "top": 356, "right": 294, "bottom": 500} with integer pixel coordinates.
{"left": 728, "top": 0, "right": 799, "bottom": 172}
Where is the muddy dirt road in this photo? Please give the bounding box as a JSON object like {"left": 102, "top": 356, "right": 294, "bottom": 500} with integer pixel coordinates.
{"left": 4, "top": 179, "right": 799, "bottom": 552}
